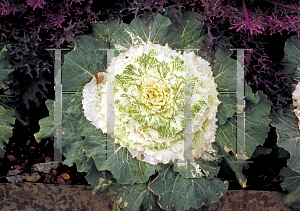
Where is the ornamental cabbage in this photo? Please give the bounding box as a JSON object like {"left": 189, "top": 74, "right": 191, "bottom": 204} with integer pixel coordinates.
{"left": 82, "top": 41, "right": 221, "bottom": 165}
{"left": 34, "top": 12, "right": 273, "bottom": 210}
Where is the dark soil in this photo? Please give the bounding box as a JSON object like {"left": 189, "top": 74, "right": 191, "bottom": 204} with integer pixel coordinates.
{"left": 0, "top": 109, "right": 89, "bottom": 185}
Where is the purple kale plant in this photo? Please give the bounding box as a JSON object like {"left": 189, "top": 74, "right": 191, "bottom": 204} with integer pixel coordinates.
{"left": 0, "top": 0, "right": 101, "bottom": 115}
{"left": 197, "top": 0, "right": 300, "bottom": 122}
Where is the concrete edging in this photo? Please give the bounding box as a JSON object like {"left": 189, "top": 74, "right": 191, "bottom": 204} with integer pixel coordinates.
{"left": 0, "top": 183, "right": 294, "bottom": 211}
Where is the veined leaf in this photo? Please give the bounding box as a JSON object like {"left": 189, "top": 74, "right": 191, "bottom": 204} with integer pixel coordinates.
{"left": 111, "top": 13, "right": 182, "bottom": 51}
{"left": 96, "top": 144, "right": 157, "bottom": 185}
{"left": 34, "top": 99, "right": 55, "bottom": 143}
{"left": 271, "top": 105, "right": 300, "bottom": 173}
{"left": 269, "top": 35, "right": 300, "bottom": 211}
{"left": 0, "top": 104, "right": 15, "bottom": 155}
{"left": 0, "top": 42, "right": 14, "bottom": 90}
{"left": 92, "top": 168, "right": 163, "bottom": 211}
{"left": 148, "top": 165, "right": 228, "bottom": 211}
{"left": 279, "top": 167, "right": 300, "bottom": 210}
{"left": 61, "top": 36, "right": 107, "bottom": 92}
{"left": 213, "top": 48, "right": 239, "bottom": 93}
{"left": 164, "top": 9, "right": 205, "bottom": 49}
{"left": 216, "top": 83, "right": 271, "bottom": 187}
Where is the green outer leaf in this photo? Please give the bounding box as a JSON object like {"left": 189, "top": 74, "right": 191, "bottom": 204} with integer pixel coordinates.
{"left": 271, "top": 34, "right": 300, "bottom": 211}
{"left": 271, "top": 105, "right": 300, "bottom": 173}
{"left": 139, "top": 188, "right": 163, "bottom": 211}
{"left": 0, "top": 43, "right": 14, "bottom": 90}
{"left": 244, "top": 80, "right": 260, "bottom": 103}
{"left": 92, "top": 168, "right": 163, "bottom": 211}
{"left": 72, "top": 152, "right": 94, "bottom": 173}
{"left": 81, "top": 124, "right": 107, "bottom": 163}
{"left": 213, "top": 48, "right": 239, "bottom": 92}
{"left": 250, "top": 145, "right": 272, "bottom": 159}
{"left": 111, "top": 13, "right": 178, "bottom": 51}
{"left": 173, "top": 141, "right": 220, "bottom": 179}
{"left": 280, "top": 35, "right": 300, "bottom": 80}
{"left": 173, "top": 158, "right": 221, "bottom": 180}
{"left": 279, "top": 167, "right": 300, "bottom": 210}
{"left": 194, "top": 158, "right": 221, "bottom": 180}
{"left": 173, "top": 161, "right": 205, "bottom": 178}
{"left": 218, "top": 147, "right": 248, "bottom": 188}
{"left": 271, "top": 35, "right": 300, "bottom": 175}
{"left": 216, "top": 94, "right": 236, "bottom": 126}
{"left": 0, "top": 96, "right": 27, "bottom": 127}
{"left": 218, "top": 84, "right": 271, "bottom": 159}
{"left": 161, "top": 25, "right": 183, "bottom": 49}
{"left": 97, "top": 144, "right": 157, "bottom": 185}
{"left": 34, "top": 99, "right": 54, "bottom": 143}
{"left": 243, "top": 90, "right": 271, "bottom": 157}
{"left": 0, "top": 104, "right": 14, "bottom": 155}
{"left": 61, "top": 35, "right": 107, "bottom": 92}
{"left": 148, "top": 165, "right": 228, "bottom": 211}
{"left": 164, "top": 9, "right": 205, "bottom": 49}
{"left": 92, "top": 170, "right": 115, "bottom": 194}
{"left": 92, "top": 19, "right": 121, "bottom": 49}
{"left": 292, "top": 66, "right": 300, "bottom": 90}
{"left": 61, "top": 94, "right": 86, "bottom": 166}
{"left": 86, "top": 163, "right": 107, "bottom": 188}
{"left": 216, "top": 84, "right": 271, "bottom": 187}
{"left": 115, "top": 183, "right": 154, "bottom": 211}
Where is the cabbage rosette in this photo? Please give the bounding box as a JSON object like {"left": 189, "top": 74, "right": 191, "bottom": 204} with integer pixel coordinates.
{"left": 34, "top": 11, "right": 274, "bottom": 210}
{"left": 82, "top": 42, "right": 221, "bottom": 165}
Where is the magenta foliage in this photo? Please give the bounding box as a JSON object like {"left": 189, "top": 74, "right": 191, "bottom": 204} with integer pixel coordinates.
{"left": 197, "top": 0, "right": 300, "bottom": 36}
{"left": 26, "top": 0, "right": 46, "bottom": 10}
{"left": 0, "top": 0, "right": 101, "bottom": 110}
{"left": 0, "top": 0, "right": 98, "bottom": 48}
{"left": 191, "top": 0, "right": 300, "bottom": 120}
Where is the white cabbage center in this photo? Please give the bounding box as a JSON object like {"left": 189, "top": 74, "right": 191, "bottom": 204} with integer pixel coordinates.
{"left": 82, "top": 42, "right": 221, "bottom": 165}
